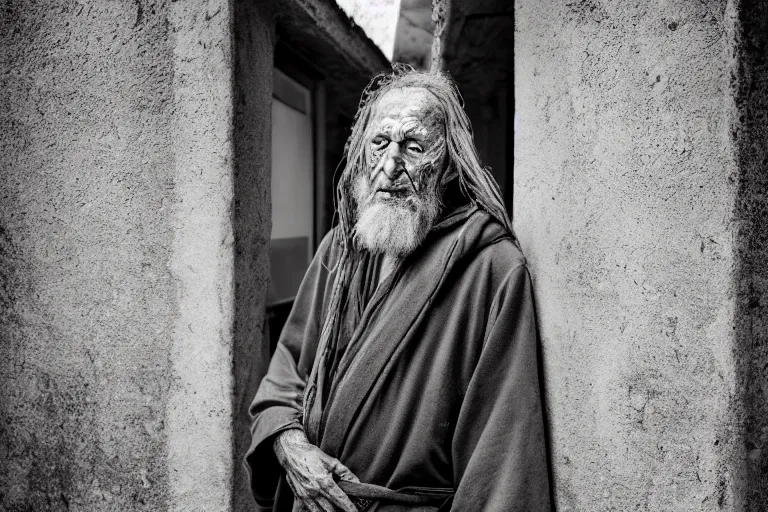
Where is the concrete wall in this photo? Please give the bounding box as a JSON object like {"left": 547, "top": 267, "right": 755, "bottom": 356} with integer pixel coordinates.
{"left": 515, "top": 0, "right": 766, "bottom": 509}
{"left": 232, "top": 1, "right": 275, "bottom": 510}
{"left": 732, "top": 0, "right": 768, "bottom": 508}
{"left": 166, "top": 1, "right": 236, "bottom": 510}
{"left": 0, "top": 1, "right": 249, "bottom": 510}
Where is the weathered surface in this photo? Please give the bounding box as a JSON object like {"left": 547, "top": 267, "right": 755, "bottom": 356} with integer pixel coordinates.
{"left": 732, "top": 0, "right": 768, "bottom": 509}
{"left": 0, "top": 0, "right": 236, "bottom": 510}
{"left": 165, "top": 1, "right": 235, "bottom": 511}
{"left": 514, "top": 0, "right": 765, "bottom": 509}
{"left": 0, "top": 2, "right": 175, "bottom": 509}
{"left": 232, "top": 1, "right": 275, "bottom": 510}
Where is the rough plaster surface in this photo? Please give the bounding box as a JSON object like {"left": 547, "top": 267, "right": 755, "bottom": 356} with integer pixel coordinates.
{"left": 165, "top": 1, "right": 235, "bottom": 511}
{"left": 1, "top": 0, "right": 236, "bottom": 510}
{"left": 1, "top": 2, "right": 175, "bottom": 509}
{"left": 514, "top": 0, "right": 761, "bottom": 509}
{"left": 732, "top": 0, "right": 768, "bottom": 508}
{"left": 232, "top": 1, "right": 274, "bottom": 510}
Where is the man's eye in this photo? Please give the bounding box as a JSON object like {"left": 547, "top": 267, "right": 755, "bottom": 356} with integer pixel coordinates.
{"left": 406, "top": 143, "right": 423, "bottom": 154}
{"left": 371, "top": 138, "right": 388, "bottom": 149}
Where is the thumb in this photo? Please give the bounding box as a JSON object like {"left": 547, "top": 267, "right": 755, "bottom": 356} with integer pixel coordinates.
{"left": 327, "top": 457, "right": 360, "bottom": 483}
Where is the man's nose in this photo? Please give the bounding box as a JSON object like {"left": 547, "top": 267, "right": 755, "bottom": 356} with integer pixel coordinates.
{"left": 375, "top": 141, "right": 404, "bottom": 181}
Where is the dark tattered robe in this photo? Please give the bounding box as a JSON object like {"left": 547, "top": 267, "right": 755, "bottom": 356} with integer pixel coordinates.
{"left": 246, "top": 204, "right": 551, "bottom": 511}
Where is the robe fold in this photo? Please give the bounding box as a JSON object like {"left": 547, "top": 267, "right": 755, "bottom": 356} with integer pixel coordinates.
{"left": 246, "top": 204, "right": 551, "bottom": 511}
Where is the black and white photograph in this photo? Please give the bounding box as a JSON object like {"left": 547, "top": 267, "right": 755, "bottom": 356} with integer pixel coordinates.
{"left": 1, "top": 0, "right": 766, "bottom": 511}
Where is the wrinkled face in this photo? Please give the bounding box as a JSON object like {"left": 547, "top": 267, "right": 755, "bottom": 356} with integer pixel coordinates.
{"left": 362, "top": 87, "right": 447, "bottom": 201}
{"left": 353, "top": 87, "right": 448, "bottom": 256}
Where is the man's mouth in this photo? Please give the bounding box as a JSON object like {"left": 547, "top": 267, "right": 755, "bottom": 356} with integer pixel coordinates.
{"left": 375, "top": 186, "right": 412, "bottom": 199}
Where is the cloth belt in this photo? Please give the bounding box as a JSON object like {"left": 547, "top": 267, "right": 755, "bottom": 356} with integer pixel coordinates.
{"left": 338, "top": 481, "right": 453, "bottom": 510}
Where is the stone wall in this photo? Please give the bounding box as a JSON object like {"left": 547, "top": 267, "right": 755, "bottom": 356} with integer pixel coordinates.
{"left": 514, "top": 0, "right": 766, "bottom": 509}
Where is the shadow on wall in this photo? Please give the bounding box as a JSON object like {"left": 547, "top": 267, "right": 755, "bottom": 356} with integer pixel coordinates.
{"left": 732, "top": 0, "right": 768, "bottom": 509}
{"left": 232, "top": 1, "right": 274, "bottom": 510}
{"left": 530, "top": 290, "right": 559, "bottom": 510}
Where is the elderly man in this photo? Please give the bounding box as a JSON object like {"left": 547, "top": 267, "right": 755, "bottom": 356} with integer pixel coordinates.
{"left": 246, "top": 67, "right": 550, "bottom": 512}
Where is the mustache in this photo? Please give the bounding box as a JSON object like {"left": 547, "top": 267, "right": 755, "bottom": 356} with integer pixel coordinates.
{"left": 399, "top": 168, "right": 417, "bottom": 193}
{"left": 371, "top": 168, "right": 418, "bottom": 196}
{"left": 354, "top": 164, "right": 443, "bottom": 217}
{"left": 367, "top": 165, "right": 438, "bottom": 198}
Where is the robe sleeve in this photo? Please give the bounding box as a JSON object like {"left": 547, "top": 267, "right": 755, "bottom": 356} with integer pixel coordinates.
{"left": 245, "top": 232, "right": 338, "bottom": 510}
{"left": 451, "top": 263, "right": 551, "bottom": 512}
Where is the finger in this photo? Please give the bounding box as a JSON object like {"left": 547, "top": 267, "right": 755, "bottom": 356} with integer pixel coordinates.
{"left": 328, "top": 458, "right": 360, "bottom": 483}
{"left": 303, "top": 500, "right": 323, "bottom": 512}
{"left": 284, "top": 472, "right": 301, "bottom": 497}
{"left": 286, "top": 474, "right": 314, "bottom": 505}
{"left": 315, "top": 497, "right": 337, "bottom": 512}
{"left": 322, "top": 481, "right": 358, "bottom": 512}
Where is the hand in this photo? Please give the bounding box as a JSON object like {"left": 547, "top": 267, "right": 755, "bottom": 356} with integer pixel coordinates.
{"left": 273, "top": 428, "right": 360, "bottom": 512}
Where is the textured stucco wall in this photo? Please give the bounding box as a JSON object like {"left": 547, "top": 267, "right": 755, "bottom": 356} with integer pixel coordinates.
{"left": 732, "top": 0, "right": 768, "bottom": 509}
{"left": 0, "top": 1, "right": 237, "bottom": 510}
{"left": 232, "top": 1, "right": 274, "bottom": 510}
{"left": 514, "top": 0, "right": 757, "bottom": 509}
{"left": 165, "top": 1, "right": 235, "bottom": 510}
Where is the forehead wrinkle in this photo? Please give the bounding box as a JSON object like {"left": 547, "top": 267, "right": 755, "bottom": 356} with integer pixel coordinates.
{"left": 373, "top": 87, "right": 442, "bottom": 119}
{"left": 375, "top": 116, "right": 427, "bottom": 141}
{"left": 401, "top": 118, "right": 427, "bottom": 138}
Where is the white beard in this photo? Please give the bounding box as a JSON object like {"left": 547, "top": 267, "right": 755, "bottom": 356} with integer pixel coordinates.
{"left": 353, "top": 177, "right": 440, "bottom": 257}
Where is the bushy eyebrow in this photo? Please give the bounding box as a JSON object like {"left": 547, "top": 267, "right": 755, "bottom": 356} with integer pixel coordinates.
{"left": 373, "top": 117, "right": 428, "bottom": 141}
